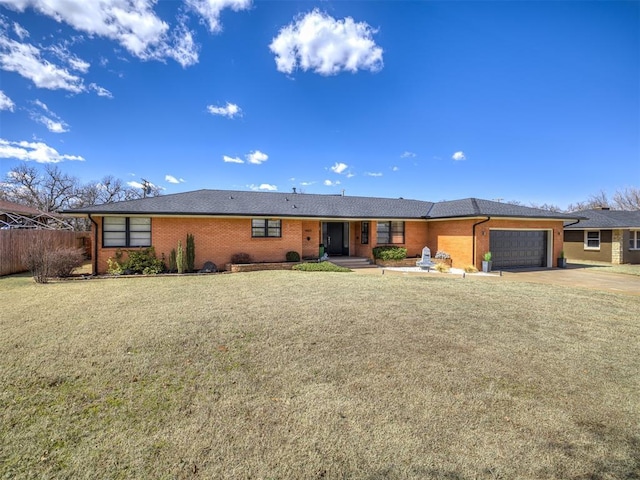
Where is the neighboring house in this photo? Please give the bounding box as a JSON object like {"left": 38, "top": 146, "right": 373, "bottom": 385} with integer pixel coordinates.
{"left": 0, "top": 199, "right": 74, "bottom": 230}
{"left": 65, "top": 189, "right": 581, "bottom": 274}
{"left": 564, "top": 208, "right": 640, "bottom": 264}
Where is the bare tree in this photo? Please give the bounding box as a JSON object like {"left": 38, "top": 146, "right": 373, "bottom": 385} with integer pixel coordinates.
{"left": 1, "top": 164, "right": 80, "bottom": 212}
{"left": 566, "top": 190, "right": 612, "bottom": 212}
{"left": 613, "top": 187, "right": 640, "bottom": 210}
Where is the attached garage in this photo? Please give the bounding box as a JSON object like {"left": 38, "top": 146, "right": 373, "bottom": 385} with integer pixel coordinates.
{"left": 489, "top": 230, "right": 549, "bottom": 269}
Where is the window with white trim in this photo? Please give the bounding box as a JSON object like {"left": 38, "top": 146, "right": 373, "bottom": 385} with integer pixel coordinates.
{"left": 103, "top": 217, "right": 151, "bottom": 247}
{"left": 584, "top": 230, "right": 600, "bottom": 250}
{"left": 629, "top": 231, "right": 640, "bottom": 250}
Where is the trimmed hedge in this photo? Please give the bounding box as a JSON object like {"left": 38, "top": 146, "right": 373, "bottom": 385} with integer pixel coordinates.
{"left": 372, "top": 246, "right": 407, "bottom": 261}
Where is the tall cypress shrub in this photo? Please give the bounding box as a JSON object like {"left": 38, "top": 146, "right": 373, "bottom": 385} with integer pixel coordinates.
{"left": 176, "top": 240, "right": 185, "bottom": 274}
{"left": 186, "top": 233, "right": 195, "bottom": 272}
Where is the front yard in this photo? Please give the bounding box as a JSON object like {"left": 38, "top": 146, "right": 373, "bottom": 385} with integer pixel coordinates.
{"left": 1, "top": 271, "right": 638, "bottom": 479}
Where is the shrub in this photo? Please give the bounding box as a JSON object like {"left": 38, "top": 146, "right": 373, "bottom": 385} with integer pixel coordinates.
{"left": 176, "top": 240, "right": 184, "bottom": 274}
{"left": 434, "top": 263, "right": 450, "bottom": 273}
{"left": 483, "top": 251, "right": 492, "bottom": 262}
{"left": 168, "top": 248, "right": 177, "bottom": 272}
{"left": 285, "top": 251, "right": 301, "bottom": 262}
{"left": 231, "top": 252, "right": 252, "bottom": 264}
{"left": 292, "top": 261, "right": 351, "bottom": 272}
{"left": 372, "top": 246, "right": 407, "bottom": 260}
{"left": 107, "top": 257, "right": 124, "bottom": 275}
{"left": 434, "top": 251, "right": 451, "bottom": 259}
{"left": 186, "top": 233, "right": 195, "bottom": 272}
{"left": 120, "top": 247, "right": 165, "bottom": 275}
{"left": 50, "top": 248, "right": 85, "bottom": 277}
{"left": 464, "top": 265, "right": 479, "bottom": 273}
{"left": 23, "top": 239, "right": 85, "bottom": 283}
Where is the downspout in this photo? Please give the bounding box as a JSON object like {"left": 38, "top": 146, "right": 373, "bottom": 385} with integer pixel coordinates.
{"left": 88, "top": 214, "right": 98, "bottom": 276}
{"left": 472, "top": 216, "right": 491, "bottom": 266}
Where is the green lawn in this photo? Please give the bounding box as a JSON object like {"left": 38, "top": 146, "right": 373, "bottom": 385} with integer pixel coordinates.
{"left": 1, "top": 271, "right": 638, "bottom": 479}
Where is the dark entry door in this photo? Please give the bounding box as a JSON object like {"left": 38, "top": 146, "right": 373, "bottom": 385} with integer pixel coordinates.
{"left": 325, "top": 223, "right": 344, "bottom": 255}
{"left": 489, "top": 230, "right": 547, "bottom": 269}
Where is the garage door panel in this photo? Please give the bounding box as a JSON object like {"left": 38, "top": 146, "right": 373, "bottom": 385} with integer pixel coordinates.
{"left": 490, "top": 230, "right": 547, "bottom": 269}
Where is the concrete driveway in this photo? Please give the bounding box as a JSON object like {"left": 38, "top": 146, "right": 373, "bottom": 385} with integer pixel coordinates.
{"left": 499, "top": 265, "right": 640, "bottom": 295}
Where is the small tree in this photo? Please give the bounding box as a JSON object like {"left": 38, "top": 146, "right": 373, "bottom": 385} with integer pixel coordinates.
{"left": 186, "top": 233, "right": 195, "bottom": 272}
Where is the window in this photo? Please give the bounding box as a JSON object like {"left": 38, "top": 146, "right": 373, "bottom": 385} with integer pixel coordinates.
{"left": 252, "top": 219, "right": 281, "bottom": 238}
{"left": 361, "top": 222, "right": 369, "bottom": 244}
{"left": 376, "top": 221, "right": 405, "bottom": 244}
{"left": 103, "top": 217, "right": 151, "bottom": 247}
{"left": 584, "top": 230, "right": 600, "bottom": 250}
{"left": 630, "top": 231, "right": 640, "bottom": 250}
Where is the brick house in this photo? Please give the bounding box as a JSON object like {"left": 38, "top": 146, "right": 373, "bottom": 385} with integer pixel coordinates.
{"left": 564, "top": 208, "right": 640, "bottom": 264}
{"left": 66, "top": 189, "right": 581, "bottom": 274}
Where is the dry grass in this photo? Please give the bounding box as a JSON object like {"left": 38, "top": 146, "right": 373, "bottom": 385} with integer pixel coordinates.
{"left": 568, "top": 260, "right": 640, "bottom": 276}
{"left": 1, "top": 271, "right": 639, "bottom": 479}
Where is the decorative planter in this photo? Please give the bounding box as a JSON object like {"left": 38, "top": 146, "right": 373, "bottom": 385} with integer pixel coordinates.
{"left": 557, "top": 258, "right": 567, "bottom": 268}
{"left": 375, "top": 258, "right": 419, "bottom": 267}
{"left": 482, "top": 260, "right": 492, "bottom": 273}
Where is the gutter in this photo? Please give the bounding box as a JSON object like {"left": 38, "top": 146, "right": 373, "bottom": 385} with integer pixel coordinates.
{"left": 563, "top": 219, "right": 581, "bottom": 228}
{"left": 472, "top": 216, "right": 491, "bottom": 265}
{"left": 88, "top": 214, "right": 98, "bottom": 276}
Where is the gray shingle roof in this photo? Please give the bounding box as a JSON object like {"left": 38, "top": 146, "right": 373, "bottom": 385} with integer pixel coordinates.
{"left": 66, "top": 189, "right": 434, "bottom": 219}
{"left": 426, "top": 198, "right": 580, "bottom": 220}
{"left": 64, "top": 189, "right": 583, "bottom": 221}
{"left": 564, "top": 209, "right": 640, "bottom": 229}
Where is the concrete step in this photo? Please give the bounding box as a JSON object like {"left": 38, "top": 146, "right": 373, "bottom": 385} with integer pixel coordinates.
{"left": 327, "top": 257, "right": 378, "bottom": 269}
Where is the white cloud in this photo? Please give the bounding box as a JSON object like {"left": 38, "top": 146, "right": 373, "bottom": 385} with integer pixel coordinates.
{"left": 207, "top": 102, "right": 241, "bottom": 118}
{"left": 0, "top": 138, "right": 84, "bottom": 163}
{"left": 392, "top": 166, "right": 399, "bottom": 171}
{"left": 13, "top": 22, "right": 28, "bottom": 39}
{"left": 223, "top": 155, "right": 244, "bottom": 164}
{"left": 48, "top": 44, "right": 90, "bottom": 73}
{"left": 1, "top": 0, "right": 200, "bottom": 67}
{"left": 165, "top": 174, "right": 185, "bottom": 184}
{"left": 0, "top": 90, "right": 15, "bottom": 111}
{"left": 0, "top": 34, "right": 85, "bottom": 92}
{"left": 452, "top": 151, "right": 466, "bottom": 161}
{"left": 365, "top": 172, "right": 382, "bottom": 177}
{"left": 186, "top": 0, "right": 252, "bottom": 33}
{"left": 89, "top": 83, "right": 113, "bottom": 98}
{"left": 29, "top": 100, "right": 69, "bottom": 133}
{"left": 127, "top": 180, "right": 144, "bottom": 189}
{"left": 324, "top": 179, "right": 341, "bottom": 187}
{"left": 162, "top": 15, "right": 199, "bottom": 68}
{"left": 246, "top": 150, "right": 268, "bottom": 165}
{"left": 249, "top": 183, "right": 277, "bottom": 191}
{"left": 300, "top": 181, "right": 315, "bottom": 186}
{"left": 330, "top": 162, "right": 348, "bottom": 174}
{"left": 400, "top": 151, "right": 416, "bottom": 158}
{"left": 270, "top": 9, "right": 383, "bottom": 76}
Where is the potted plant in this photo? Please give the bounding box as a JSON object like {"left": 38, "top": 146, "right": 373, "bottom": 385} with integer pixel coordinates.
{"left": 557, "top": 250, "right": 567, "bottom": 268}
{"left": 482, "top": 251, "right": 492, "bottom": 273}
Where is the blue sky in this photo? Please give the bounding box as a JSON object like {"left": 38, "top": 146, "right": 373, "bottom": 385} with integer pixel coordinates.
{"left": 0, "top": 0, "right": 638, "bottom": 209}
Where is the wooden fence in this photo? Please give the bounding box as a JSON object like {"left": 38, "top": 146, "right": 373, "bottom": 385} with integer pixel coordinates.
{"left": 0, "top": 230, "right": 91, "bottom": 277}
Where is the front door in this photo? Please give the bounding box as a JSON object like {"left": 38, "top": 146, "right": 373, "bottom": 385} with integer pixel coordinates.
{"left": 324, "top": 222, "right": 345, "bottom": 255}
